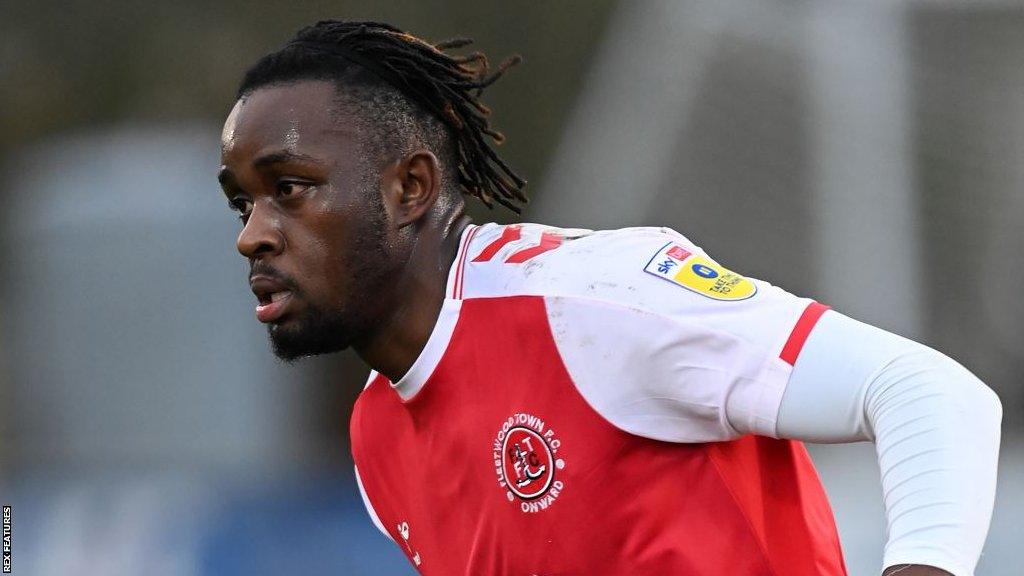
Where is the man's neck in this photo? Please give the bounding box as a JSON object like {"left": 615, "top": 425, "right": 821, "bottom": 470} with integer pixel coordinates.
{"left": 355, "top": 209, "right": 473, "bottom": 383}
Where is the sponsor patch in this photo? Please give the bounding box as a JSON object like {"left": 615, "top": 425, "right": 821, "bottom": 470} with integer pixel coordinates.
{"left": 644, "top": 242, "right": 757, "bottom": 301}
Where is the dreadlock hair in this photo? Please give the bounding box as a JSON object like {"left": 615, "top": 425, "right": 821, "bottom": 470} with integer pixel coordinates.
{"left": 236, "top": 20, "right": 527, "bottom": 213}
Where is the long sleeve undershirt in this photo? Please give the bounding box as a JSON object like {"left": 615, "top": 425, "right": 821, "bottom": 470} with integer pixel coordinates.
{"left": 765, "top": 311, "right": 1002, "bottom": 576}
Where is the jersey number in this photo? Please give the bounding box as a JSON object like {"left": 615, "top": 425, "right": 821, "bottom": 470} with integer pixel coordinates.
{"left": 472, "top": 225, "right": 564, "bottom": 264}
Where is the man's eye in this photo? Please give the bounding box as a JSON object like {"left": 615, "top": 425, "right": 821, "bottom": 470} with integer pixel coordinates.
{"left": 276, "top": 181, "right": 311, "bottom": 197}
{"left": 229, "top": 198, "right": 253, "bottom": 218}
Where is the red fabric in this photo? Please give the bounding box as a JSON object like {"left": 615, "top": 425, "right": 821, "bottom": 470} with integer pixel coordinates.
{"left": 505, "top": 232, "right": 565, "bottom": 263}
{"left": 707, "top": 439, "right": 848, "bottom": 575}
{"left": 471, "top": 225, "right": 521, "bottom": 263}
{"left": 780, "top": 302, "right": 831, "bottom": 366}
{"left": 351, "top": 296, "right": 847, "bottom": 575}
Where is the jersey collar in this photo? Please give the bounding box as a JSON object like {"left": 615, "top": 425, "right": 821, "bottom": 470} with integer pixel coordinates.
{"left": 391, "top": 224, "right": 478, "bottom": 400}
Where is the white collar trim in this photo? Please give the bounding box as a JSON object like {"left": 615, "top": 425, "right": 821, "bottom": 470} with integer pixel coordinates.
{"left": 391, "top": 298, "right": 462, "bottom": 401}
{"left": 391, "top": 225, "right": 476, "bottom": 400}
{"left": 445, "top": 224, "right": 480, "bottom": 299}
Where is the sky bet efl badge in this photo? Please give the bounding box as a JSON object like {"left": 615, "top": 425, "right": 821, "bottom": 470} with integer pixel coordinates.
{"left": 644, "top": 242, "right": 757, "bottom": 301}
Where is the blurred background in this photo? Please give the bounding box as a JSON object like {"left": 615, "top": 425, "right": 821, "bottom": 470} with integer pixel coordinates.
{"left": 0, "top": 1, "right": 1021, "bottom": 574}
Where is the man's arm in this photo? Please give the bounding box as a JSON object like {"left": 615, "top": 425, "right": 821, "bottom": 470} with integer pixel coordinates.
{"left": 760, "top": 310, "right": 1002, "bottom": 576}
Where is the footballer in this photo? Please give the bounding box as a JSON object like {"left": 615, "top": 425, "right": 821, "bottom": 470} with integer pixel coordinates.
{"left": 217, "top": 21, "right": 1002, "bottom": 576}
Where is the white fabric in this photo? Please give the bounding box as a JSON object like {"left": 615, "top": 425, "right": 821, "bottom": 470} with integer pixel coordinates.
{"left": 391, "top": 299, "right": 462, "bottom": 401}
{"left": 355, "top": 464, "right": 393, "bottom": 541}
{"left": 779, "top": 311, "right": 1002, "bottom": 576}
{"left": 462, "top": 223, "right": 814, "bottom": 360}
{"left": 544, "top": 296, "right": 792, "bottom": 441}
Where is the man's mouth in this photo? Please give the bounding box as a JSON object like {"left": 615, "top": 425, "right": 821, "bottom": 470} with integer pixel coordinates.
{"left": 250, "top": 275, "right": 295, "bottom": 323}
{"left": 256, "top": 291, "right": 293, "bottom": 323}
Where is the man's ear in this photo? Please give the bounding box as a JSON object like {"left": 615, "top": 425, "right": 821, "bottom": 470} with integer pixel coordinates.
{"left": 387, "top": 149, "right": 441, "bottom": 227}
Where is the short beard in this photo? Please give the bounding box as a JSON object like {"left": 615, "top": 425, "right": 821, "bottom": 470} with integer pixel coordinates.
{"left": 266, "top": 181, "right": 394, "bottom": 363}
{"left": 267, "top": 302, "right": 355, "bottom": 362}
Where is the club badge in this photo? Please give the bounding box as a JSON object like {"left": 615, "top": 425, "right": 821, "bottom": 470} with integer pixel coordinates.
{"left": 492, "top": 412, "right": 566, "bottom": 514}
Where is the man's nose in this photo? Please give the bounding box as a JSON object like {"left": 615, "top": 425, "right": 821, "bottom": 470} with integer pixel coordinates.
{"left": 236, "top": 201, "right": 284, "bottom": 259}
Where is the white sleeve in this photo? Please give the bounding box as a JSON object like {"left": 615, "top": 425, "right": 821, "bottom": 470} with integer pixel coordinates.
{"left": 355, "top": 465, "right": 393, "bottom": 542}
{"left": 776, "top": 310, "right": 1002, "bottom": 576}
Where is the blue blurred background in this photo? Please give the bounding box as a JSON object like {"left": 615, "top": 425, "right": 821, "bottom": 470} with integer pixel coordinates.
{"left": 0, "top": 1, "right": 1021, "bottom": 574}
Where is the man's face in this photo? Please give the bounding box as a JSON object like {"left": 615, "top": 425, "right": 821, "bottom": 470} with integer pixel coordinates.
{"left": 218, "top": 80, "right": 397, "bottom": 360}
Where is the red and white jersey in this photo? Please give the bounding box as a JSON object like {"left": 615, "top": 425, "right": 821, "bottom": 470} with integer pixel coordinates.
{"left": 351, "top": 223, "right": 846, "bottom": 575}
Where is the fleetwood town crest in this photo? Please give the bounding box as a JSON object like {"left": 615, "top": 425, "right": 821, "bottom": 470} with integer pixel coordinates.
{"left": 492, "top": 412, "right": 566, "bottom": 513}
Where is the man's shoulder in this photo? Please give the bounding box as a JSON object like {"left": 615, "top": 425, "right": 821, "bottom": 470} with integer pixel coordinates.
{"left": 457, "top": 221, "right": 816, "bottom": 352}
{"left": 459, "top": 222, "right": 697, "bottom": 304}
